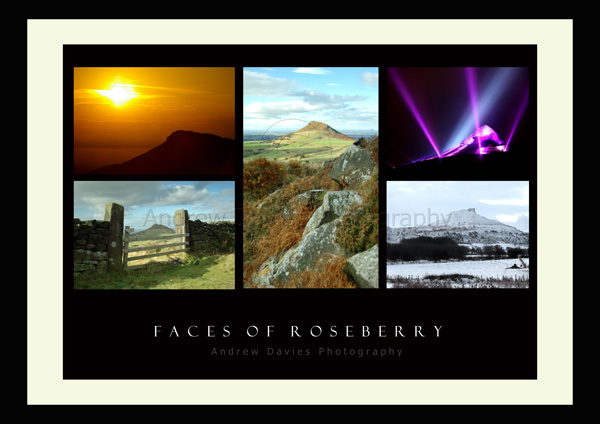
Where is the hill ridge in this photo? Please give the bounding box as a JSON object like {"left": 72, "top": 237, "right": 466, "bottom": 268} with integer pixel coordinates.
{"left": 387, "top": 208, "right": 528, "bottom": 247}
{"left": 85, "top": 130, "right": 236, "bottom": 175}
{"left": 285, "top": 120, "right": 355, "bottom": 142}
{"left": 132, "top": 223, "right": 175, "bottom": 236}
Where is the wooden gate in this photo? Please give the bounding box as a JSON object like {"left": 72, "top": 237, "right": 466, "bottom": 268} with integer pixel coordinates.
{"left": 123, "top": 226, "right": 189, "bottom": 271}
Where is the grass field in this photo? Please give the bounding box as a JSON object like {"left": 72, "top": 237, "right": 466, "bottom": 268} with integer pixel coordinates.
{"left": 243, "top": 137, "right": 354, "bottom": 163}
{"left": 74, "top": 252, "right": 235, "bottom": 289}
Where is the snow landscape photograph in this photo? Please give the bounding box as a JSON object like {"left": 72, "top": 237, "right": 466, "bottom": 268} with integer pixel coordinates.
{"left": 386, "top": 181, "right": 530, "bottom": 288}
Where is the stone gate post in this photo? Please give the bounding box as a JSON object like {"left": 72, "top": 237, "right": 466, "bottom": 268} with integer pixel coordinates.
{"left": 105, "top": 203, "right": 124, "bottom": 271}
{"left": 175, "top": 209, "right": 189, "bottom": 247}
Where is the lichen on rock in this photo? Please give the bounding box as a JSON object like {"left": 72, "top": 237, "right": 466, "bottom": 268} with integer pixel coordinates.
{"left": 329, "top": 144, "right": 377, "bottom": 189}
{"left": 344, "top": 244, "right": 379, "bottom": 288}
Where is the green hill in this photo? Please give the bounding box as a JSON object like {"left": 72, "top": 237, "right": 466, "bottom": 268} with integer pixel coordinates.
{"left": 243, "top": 121, "right": 355, "bottom": 163}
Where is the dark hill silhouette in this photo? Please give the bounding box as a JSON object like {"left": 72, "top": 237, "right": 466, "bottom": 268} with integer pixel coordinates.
{"left": 86, "top": 131, "right": 236, "bottom": 175}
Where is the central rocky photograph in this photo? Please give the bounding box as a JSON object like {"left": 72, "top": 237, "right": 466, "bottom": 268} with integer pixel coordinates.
{"left": 242, "top": 67, "right": 380, "bottom": 289}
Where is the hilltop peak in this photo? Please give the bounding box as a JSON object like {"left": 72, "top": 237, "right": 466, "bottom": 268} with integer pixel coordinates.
{"left": 288, "top": 121, "right": 355, "bottom": 142}
{"left": 305, "top": 121, "right": 329, "bottom": 131}
{"left": 387, "top": 207, "right": 528, "bottom": 247}
{"left": 432, "top": 208, "right": 502, "bottom": 228}
{"left": 295, "top": 121, "right": 333, "bottom": 132}
{"left": 133, "top": 223, "right": 175, "bottom": 236}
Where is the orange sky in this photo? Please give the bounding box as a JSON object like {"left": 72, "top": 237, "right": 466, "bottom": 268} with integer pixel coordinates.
{"left": 73, "top": 67, "right": 235, "bottom": 174}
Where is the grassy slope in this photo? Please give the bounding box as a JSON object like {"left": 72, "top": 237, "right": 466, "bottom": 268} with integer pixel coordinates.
{"left": 74, "top": 253, "right": 235, "bottom": 289}
{"left": 243, "top": 131, "right": 354, "bottom": 163}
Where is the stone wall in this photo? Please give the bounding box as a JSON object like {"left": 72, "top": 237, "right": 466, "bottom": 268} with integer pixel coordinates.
{"left": 188, "top": 219, "right": 235, "bottom": 255}
{"left": 73, "top": 203, "right": 232, "bottom": 276}
{"left": 74, "top": 203, "right": 124, "bottom": 276}
{"left": 73, "top": 218, "right": 110, "bottom": 275}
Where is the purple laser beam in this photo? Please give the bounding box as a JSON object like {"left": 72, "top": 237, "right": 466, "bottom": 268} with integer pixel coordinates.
{"left": 390, "top": 69, "right": 441, "bottom": 158}
{"left": 465, "top": 67, "right": 482, "bottom": 156}
{"left": 505, "top": 90, "right": 529, "bottom": 150}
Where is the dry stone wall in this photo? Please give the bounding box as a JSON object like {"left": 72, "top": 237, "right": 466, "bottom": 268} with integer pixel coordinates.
{"left": 73, "top": 202, "right": 233, "bottom": 276}
{"left": 188, "top": 219, "right": 235, "bottom": 255}
{"left": 73, "top": 203, "right": 124, "bottom": 277}
{"left": 73, "top": 218, "right": 110, "bottom": 275}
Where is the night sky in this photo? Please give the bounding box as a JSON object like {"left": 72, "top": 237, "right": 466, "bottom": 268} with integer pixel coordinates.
{"left": 385, "top": 67, "right": 530, "bottom": 168}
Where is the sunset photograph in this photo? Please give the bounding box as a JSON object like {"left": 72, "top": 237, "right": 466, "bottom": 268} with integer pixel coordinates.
{"left": 73, "top": 67, "right": 236, "bottom": 175}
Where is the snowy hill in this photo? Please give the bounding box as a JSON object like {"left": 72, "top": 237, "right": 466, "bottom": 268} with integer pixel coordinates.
{"left": 387, "top": 208, "right": 529, "bottom": 247}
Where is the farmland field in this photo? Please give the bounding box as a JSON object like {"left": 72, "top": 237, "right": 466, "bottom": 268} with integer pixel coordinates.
{"left": 243, "top": 137, "right": 354, "bottom": 163}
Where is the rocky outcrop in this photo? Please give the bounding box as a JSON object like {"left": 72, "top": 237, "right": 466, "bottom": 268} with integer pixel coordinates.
{"left": 250, "top": 139, "right": 380, "bottom": 289}
{"left": 303, "top": 190, "right": 363, "bottom": 236}
{"left": 254, "top": 221, "right": 345, "bottom": 287}
{"left": 282, "top": 189, "right": 325, "bottom": 219}
{"left": 344, "top": 244, "right": 379, "bottom": 288}
{"left": 253, "top": 190, "right": 363, "bottom": 288}
{"left": 329, "top": 144, "right": 377, "bottom": 189}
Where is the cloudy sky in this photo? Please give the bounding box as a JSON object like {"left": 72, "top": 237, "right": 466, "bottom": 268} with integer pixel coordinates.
{"left": 74, "top": 181, "right": 235, "bottom": 231}
{"left": 386, "top": 181, "right": 530, "bottom": 232}
{"left": 243, "top": 67, "right": 378, "bottom": 134}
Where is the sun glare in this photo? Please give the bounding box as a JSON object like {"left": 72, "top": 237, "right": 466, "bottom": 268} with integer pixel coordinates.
{"left": 95, "top": 83, "right": 139, "bottom": 106}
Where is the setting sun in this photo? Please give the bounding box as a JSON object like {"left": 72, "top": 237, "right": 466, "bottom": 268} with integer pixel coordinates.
{"left": 96, "top": 83, "right": 139, "bottom": 106}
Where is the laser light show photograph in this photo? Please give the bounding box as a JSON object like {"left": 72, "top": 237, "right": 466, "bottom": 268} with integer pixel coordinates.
{"left": 385, "top": 67, "right": 531, "bottom": 179}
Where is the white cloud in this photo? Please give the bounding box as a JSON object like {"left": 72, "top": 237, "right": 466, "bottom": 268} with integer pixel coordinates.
{"left": 481, "top": 198, "right": 529, "bottom": 206}
{"left": 480, "top": 185, "right": 529, "bottom": 206}
{"left": 243, "top": 70, "right": 299, "bottom": 97}
{"left": 245, "top": 89, "right": 370, "bottom": 120}
{"left": 362, "top": 71, "right": 379, "bottom": 86}
{"left": 74, "top": 181, "right": 234, "bottom": 222}
{"left": 388, "top": 181, "right": 432, "bottom": 194}
{"left": 293, "top": 67, "right": 332, "bottom": 75}
{"left": 496, "top": 214, "right": 518, "bottom": 223}
{"left": 496, "top": 212, "right": 530, "bottom": 232}
{"left": 244, "top": 100, "right": 317, "bottom": 119}
{"left": 292, "top": 89, "right": 367, "bottom": 108}
{"left": 516, "top": 214, "right": 530, "bottom": 232}
{"left": 153, "top": 184, "right": 210, "bottom": 206}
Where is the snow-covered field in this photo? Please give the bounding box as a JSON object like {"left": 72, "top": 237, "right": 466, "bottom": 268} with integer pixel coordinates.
{"left": 387, "top": 258, "right": 529, "bottom": 288}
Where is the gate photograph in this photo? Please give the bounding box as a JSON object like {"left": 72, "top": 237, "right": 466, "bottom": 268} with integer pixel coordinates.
{"left": 72, "top": 181, "right": 236, "bottom": 289}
